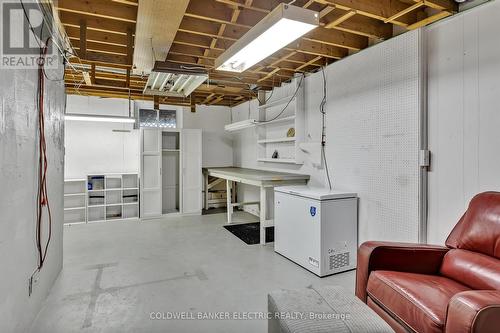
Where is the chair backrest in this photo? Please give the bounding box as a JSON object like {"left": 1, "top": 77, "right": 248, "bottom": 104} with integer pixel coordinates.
{"left": 445, "top": 192, "right": 500, "bottom": 258}
{"left": 440, "top": 192, "right": 500, "bottom": 290}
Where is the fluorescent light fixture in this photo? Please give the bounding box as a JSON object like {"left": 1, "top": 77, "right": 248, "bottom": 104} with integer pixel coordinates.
{"left": 65, "top": 114, "right": 136, "bottom": 123}
{"left": 215, "top": 4, "right": 319, "bottom": 73}
{"left": 224, "top": 119, "right": 257, "bottom": 132}
{"left": 143, "top": 61, "right": 208, "bottom": 97}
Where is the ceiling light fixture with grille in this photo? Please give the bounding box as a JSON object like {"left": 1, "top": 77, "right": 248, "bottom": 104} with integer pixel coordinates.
{"left": 143, "top": 61, "right": 208, "bottom": 97}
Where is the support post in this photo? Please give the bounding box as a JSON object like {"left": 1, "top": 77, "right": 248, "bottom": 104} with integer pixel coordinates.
{"left": 204, "top": 172, "right": 209, "bottom": 210}
{"left": 259, "top": 186, "right": 267, "bottom": 245}
{"left": 226, "top": 180, "right": 233, "bottom": 224}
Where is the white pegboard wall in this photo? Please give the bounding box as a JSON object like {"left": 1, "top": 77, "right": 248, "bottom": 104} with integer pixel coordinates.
{"left": 325, "top": 29, "right": 423, "bottom": 243}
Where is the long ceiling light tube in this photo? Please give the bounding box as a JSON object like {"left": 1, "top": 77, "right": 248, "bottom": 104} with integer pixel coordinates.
{"left": 65, "top": 114, "right": 136, "bottom": 123}
{"left": 215, "top": 3, "right": 319, "bottom": 73}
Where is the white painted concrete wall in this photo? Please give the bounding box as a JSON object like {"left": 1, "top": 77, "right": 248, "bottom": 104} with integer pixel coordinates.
{"left": 65, "top": 96, "right": 140, "bottom": 179}
{"left": 232, "top": 30, "right": 423, "bottom": 243}
{"left": 65, "top": 97, "right": 233, "bottom": 179}
{"left": 0, "top": 63, "right": 65, "bottom": 330}
{"left": 183, "top": 105, "right": 233, "bottom": 167}
{"left": 426, "top": 0, "right": 500, "bottom": 244}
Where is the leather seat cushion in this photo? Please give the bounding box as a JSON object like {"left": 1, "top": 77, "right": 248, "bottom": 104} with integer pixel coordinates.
{"left": 367, "top": 271, "right": 470, "bottom": 333}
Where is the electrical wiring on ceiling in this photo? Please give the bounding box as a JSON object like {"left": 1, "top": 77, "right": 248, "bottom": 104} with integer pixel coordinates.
{"left": 20, "top": 0, "right": 87, "bottom": 90}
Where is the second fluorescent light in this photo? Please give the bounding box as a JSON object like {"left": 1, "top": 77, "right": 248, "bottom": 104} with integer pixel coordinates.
{"left": 215, "top": 4, "right": 319, "bottom": 73}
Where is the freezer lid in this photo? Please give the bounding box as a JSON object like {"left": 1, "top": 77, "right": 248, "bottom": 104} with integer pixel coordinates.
{"left": 274, "top": 186, "right": 357, "bottom": 200}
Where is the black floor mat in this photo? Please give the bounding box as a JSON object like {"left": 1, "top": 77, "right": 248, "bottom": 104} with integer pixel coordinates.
{"left": 223, "top": 223, "right": 274, "bottom": 245}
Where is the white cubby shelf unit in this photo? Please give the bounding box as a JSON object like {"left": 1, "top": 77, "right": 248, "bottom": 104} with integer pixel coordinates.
{"left": 256, "top": 76, "right": 305, "bottom": 165}
{"left": 64, "top": 173, "right": 139, "bottom": 225}
{"left": 64, "top": 179, "right": 87, "bottom": 224}
{"left": 87, "top": 173, "right": 139, "bottom": 223}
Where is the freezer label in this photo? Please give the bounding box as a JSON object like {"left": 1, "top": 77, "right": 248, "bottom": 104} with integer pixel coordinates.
{"left": 308, "top": 257, "right": 319, "bottom": 267}
{"left": 310, "top": 206, "right": 317, "bottom": 217}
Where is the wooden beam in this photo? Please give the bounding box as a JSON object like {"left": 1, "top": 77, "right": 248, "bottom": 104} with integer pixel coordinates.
{"left": 314, "top": 0, "right": 419, "bottom": 26}
{"left": 295, "top": 55, "right": 322, "bottom": 72}
{"left": 208, "top": 95, "right": 225, "bottom": 105}
{"left": 85, "top": 51, "right": 129, "bottom": 66}
{"left": 71, "top": 40, "right": 128, "bottom": 55}
{"left": 154, "top": 95, "right": 160, "bottom": 109}
{"left": 305, "top": 27, "right": 367, "bottom": 51}
{"left": 60, "top": 12, "right": 136, "bottom": 36}
{"left": 215, "top": 0, "right": 268, "bottom": 13}
{"left": 414, "top": 0, "right": 457, "bottom": 11}
{"left": 191, "top": 94, "right": 196, "bottom": 112}
{"left": 202, "top": 93, "right": 216, "bottom": 104}
{"left": 65, "top": 26, "right": 129, "bottom": 47}
{"left": 79, "top": 19, "right": 87, "bottom": 59}
{"left": 323, "top": 12, "right": 392, "bottom": 40}
{"left": 112, "top": 0, "right": 139, "bottom": 6}
{"left": 257, "top": 67, "right": 280, "bottom": 83}
{"left": 384, "top": 2, "right": 424, "bottom": 24}
{"left": 126, "top": 28, "right": 133, "bottom": 65}
{"left": 406, "top": 11, "right": 451, "bottom": 30}
{"left": 324, "top": 10, "right": 357, "bottom": 29}
{"left": 90, "top": 63, "right": 96, "bottom": 84}
{"left": 57, "top": 0, "right": 137, "bottom": 23}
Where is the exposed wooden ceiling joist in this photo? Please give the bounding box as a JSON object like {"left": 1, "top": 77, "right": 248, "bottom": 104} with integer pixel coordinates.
{"left": 58, "top": 0, "right": 457, "bottom": 107}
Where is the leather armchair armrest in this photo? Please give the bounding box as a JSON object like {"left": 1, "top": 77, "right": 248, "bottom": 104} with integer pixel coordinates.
{"left": 355, "top": 241, "right": 449, "bottom": 302}
{"left": 445, "top": 290, "right": 500, "bottom": 333}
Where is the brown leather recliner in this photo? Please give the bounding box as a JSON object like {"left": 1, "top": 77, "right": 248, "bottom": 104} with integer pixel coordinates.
{"left": 355, "top": 191, "right": 500, "bottom": 333}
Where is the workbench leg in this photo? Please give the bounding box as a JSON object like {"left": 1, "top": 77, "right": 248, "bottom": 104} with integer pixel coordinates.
{"left": 260, "top": 186, "right": 267, "bottom": 245}
{"left": 232, "top": 182, "right": 237, "bottom": 204}
{"left": 204, "top": 173, "right": 209, "bottom": 210}
{"left": 226, "top": 180, "right": 233, "bottom": 224}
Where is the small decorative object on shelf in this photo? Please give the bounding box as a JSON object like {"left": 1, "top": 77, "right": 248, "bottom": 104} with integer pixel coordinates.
{"left": 287, "top": 127, "right": 295, "bottom": 137}
{"left": 272, "top": 150, "right": 279, "bottom": 159}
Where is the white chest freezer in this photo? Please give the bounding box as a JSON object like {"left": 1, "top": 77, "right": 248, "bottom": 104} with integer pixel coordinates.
{"left": 274, "top": 186, "right": 358, "bottom": 277}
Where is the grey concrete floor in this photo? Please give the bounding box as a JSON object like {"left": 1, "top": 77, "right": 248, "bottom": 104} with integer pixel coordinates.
{"left": 31, "top": 212, "right": 355, "bottom": 333}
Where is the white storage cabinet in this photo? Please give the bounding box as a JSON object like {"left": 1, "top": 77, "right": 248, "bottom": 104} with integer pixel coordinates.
{"left": 140, "top": 128, "right": 202, "bottom": 218}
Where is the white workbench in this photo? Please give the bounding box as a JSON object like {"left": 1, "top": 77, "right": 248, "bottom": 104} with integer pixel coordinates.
{"left": 203, "top": 167, "right": 310, "bottom": 244}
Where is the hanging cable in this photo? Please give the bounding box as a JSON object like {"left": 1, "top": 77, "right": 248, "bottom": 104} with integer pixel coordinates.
{"left": 319, "top": 67, "right": 333, "bottom": 190}
{"left": 35, "top": 36, "right": 53, "bottom": 269}
{"left": 256, "top": 74, "right": 304, "bottom": 123}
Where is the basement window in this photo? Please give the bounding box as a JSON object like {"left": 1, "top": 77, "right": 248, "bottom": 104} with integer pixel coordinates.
{"left": 139, "top": 109, "right": 176, "bottom": 128}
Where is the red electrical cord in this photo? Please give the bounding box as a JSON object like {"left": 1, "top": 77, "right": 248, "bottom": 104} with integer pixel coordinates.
{"left": 36, "top": 37, "right": 53, "bottom": 270}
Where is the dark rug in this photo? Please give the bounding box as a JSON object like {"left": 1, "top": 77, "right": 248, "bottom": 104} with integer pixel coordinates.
{"left": 223, "top": 222, "right": 274, "bottom": 245}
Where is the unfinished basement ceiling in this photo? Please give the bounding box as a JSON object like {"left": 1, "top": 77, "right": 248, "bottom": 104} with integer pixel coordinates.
{"left": 132, "top": 0, "right": 190, "bottom": 74}
{"left": 58, "top": 0, "right": 458, "bottom": 107}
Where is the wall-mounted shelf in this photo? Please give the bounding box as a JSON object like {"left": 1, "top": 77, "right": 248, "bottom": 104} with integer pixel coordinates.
{"left": 64, "top": 206, "right": 86, "bottom": 211}
{"left": 258, "top": 137, "right": 296, "bottom": 144}
{"left": 256, "top": 76, "right": 304, "bottom": 165}
{"left": 257, "top": 158, "right": 303, "bottom": 164}
{"left": 64, "top": 193, "right": 85, "bottom": 197}
{"left": 255, "top": 115, "right": 295, "bottom": 126}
